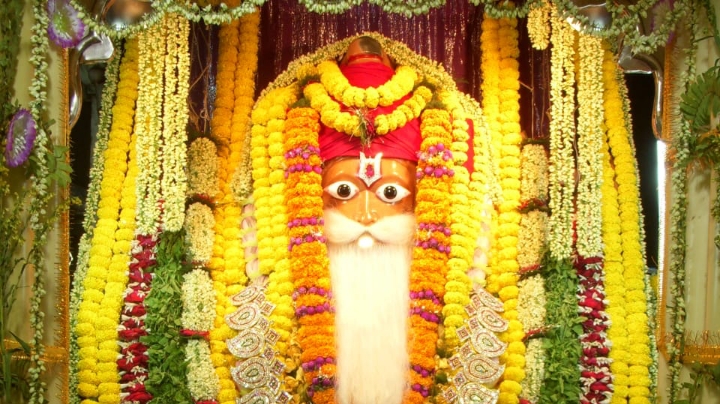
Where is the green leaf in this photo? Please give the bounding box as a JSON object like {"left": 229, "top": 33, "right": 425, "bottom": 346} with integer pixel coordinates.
{"left": 9, "top": 331, "right": 31, "bottom": 355}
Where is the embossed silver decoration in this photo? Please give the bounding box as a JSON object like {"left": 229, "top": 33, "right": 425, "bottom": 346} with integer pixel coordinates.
{"left": 231, "top": 358, "right": 271, "bottom": 389}
{"left": 456, "top": 325, "right": 471, "bottom": 341}
{"left": 230, "top": 285, "right": 261, "bottom": 306}
{"left": 442, "top": 387, "right": 459, "bottom": 402}
{"left": 463, "top": 354, "right": 504, "bottom": 385}
{"left": 276, "top": 392, "right": 292, "bottom": 403}
{"left": 471, "top": 288, "right": 504, "bottom": 312}
{"left": 225, "top": 304, "right": 261, "bottom": 330}
{"left": 227, "top": 329, "right": 264, "bottom": 359}
{"left": 470, "top": 329, "right": 507, "bottom": 358}
{"left": 236, "top": 388, "right": 273, "bottom": 404}
{"left": 459, "top": 383, "right": 500, "bottom": 404}
{"left": 476, "top": 307, "right": 509, "bottom": 333}
{"left": 259, "top": 301, "right": 276, "bottom": 316}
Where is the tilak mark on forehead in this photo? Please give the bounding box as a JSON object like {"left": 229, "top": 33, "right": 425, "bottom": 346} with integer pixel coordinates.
{"left": 358, "top": 152, "right": 383, "bottom": 187}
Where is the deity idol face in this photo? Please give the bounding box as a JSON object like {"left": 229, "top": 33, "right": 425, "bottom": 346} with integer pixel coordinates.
{"left": 322, "top": 156, "right": 416, "bottom": 226}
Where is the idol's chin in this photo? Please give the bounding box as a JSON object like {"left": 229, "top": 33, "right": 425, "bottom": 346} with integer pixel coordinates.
{"left": 356, "top": 234, "right": 375, "bottom": 249}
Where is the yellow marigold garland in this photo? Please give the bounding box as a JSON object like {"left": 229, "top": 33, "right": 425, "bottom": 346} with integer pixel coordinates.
{"left": 160, "top": 13, "right": 190, "bottom": 232}
{"left": 482, "top": 14, "right": 525, "bottom": 404}
{"left": 437, "top": 90, "right": 474, "bottom": 351}
{"left": 303, "top": 70, "right": 433, "bottom": 139}
{"left": 250, "top": 85, "right": 298, "bottom": 374}
{"left": 135, "top": 19, "right": 165, "bottom": 235}
{"left": 317, "top": 60, "right": 418, "bottom": 108}
{"left": 75, "top": 38, "right": 139, "bottom": 403}
{"left": 602, "top": 47, "right": 652, "bottom": 404}
{"left": 207, "top": 18, "right": 239, "bottom": 404}
{"left": 210, "top": 12, "right": 261, "bottom": 404}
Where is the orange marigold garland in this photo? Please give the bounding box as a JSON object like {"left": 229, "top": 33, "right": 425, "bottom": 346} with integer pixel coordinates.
{"left": 284, "top": 107, "right": 336, "bottom": 404}
{"left": 406, "top": 106, "right": 454, "bottom": 404}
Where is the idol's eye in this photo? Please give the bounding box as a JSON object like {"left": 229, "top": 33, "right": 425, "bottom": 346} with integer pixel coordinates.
{"left": 325, "top": 181, "right": 359, "bottom": 200}
{"left": 375, "top": 183, "right": 411, "bottom": 203}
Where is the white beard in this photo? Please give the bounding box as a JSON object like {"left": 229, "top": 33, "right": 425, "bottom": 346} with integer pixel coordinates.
{"left": 325, "top": 209, "right": 415, "bottom": 404}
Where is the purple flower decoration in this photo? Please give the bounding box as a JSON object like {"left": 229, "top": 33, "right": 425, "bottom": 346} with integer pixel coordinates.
{"left": 5, "top": 109, "right": 37, "bottom": 168}
{"left": 47, "top": 0, "right": 86, "bottom": 49}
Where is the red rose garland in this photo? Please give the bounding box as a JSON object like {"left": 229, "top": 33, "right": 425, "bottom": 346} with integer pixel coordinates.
{"left": 117, "top": 234, "right": 157, "bottom": 404}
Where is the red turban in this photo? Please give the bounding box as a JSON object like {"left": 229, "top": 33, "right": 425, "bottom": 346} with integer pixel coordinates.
{"left": 317, "top": 61, "right": 475, "bottom": 172}
{"left": 318, "top": 62, "right": 422, "bottom": 163}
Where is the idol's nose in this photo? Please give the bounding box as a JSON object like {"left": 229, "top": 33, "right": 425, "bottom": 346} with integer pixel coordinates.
{"left": 354, "top": 191, "right": 378, "bottom": 225}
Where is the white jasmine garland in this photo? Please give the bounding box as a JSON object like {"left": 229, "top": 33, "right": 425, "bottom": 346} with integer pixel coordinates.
{"left": 527, "top": 0, "right": 551, "bottom": 50}
{"left": 181, "top": 268, "right": 217, "bottom": 331}
{"left": 547, "top": 8, "right": 576, "bottom": 260}
{"left": 135, "top": 20, "right": 165, "bottom": 235}
{"left": 185, "top": 339, "right": 221, "bottom": 401}
{"left": 575, "top": 33, "right": 604, "bottom": 258}
{"left": 517, "top": 274, "right": 547, "bottom": 332}
{"left": 520, "top": 144, "right": 549, "bottom": 202}
{"left": 187, "top": 137, "right": 220, "bottom": 199}
{"left": 520, "top": 338, "right": 546, "bottom": 402}
{"left": 184, "top": 203, "right": 216, "bottom": 264}
{"left": 161, "top": 13, "right": 190, "bottom": 232}
{"left": 517, "top": 210, "right": 548, "bottom": 270}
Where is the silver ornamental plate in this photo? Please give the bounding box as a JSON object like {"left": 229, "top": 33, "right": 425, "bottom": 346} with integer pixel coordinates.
{"left": 227, "top": 329, "right": 264, "bottom": 359}
{"left": 463, "top": 354, "right": 504, "bottom": 385}
{"left": 470, "top": 329, "right": 507, "bottom": 358}
{"left": 225, "top": 304, "right": 261, "bottom": 331}
{"left": 231, "top": 357, "right": 270, "bottom": 389}
{"left": 471, "top": 288, "right": 505, "bottom": 312}
{"left": 476, "top": 307, "right": 509, "bottom": 333}
{"left": 459, "top": 382, "right": 499, "bottom": 404}
{"left": 230, "top": 285, "right": 261, "bottom": 306}
{"left": 236, "top": 388, "right": 273, "bottom": 404}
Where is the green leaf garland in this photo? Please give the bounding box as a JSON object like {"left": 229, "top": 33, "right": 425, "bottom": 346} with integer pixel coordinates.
{"left": 141, "top": 230, "right": 194, "bottom": 403}
{"left": 538, "top": 257, "right": 583, "bottom": 404}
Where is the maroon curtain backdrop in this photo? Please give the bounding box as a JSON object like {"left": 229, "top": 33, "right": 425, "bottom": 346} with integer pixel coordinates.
{"left": 188, "top": 0, "right": 551, "bottom": 142}
{"left": 257, "top": 0, "right": 483, "bottom": 98}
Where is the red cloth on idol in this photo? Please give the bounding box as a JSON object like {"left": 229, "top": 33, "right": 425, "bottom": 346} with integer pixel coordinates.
{"left": 318, "top": 62, "right": 422, "bottom": 163}
{"left": 316, "top": 62, "right": 475, "bottom": 172}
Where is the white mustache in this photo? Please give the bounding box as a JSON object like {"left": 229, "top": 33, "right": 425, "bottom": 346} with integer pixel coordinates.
{"left": 323, "top": 209, "right": 416, "bottom": 246}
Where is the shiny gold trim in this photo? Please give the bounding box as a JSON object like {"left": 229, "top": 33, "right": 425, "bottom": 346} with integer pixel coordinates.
{"left": 56, "top": 46, "right": 71, "bottom": 404}
{"left": 3, "top": 340, "right": 67, "bottom": 364}
{"left": 657, "top": 33, "right": 720, "bottom": 365}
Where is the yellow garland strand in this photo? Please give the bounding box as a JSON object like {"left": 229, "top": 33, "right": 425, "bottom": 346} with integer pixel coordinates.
{"left": 547, "top": 8, "right": 577, "bottom": 260}
{"left": 482, "top": 13, "right": 525, "bottom": 404}
{"left": 210, "top": 12, "right": 261, "bottom": 404}
{"left": 250, "top": 86, "right": 298, "bottom": 381}
{"left": 207, "top": 19, "right": 240, "bottom": 404}
{"left": 161, "top": 13, "right": 190, "bottom": 232}
{"left": 601, "top": 47, "right": 652, "bottom": 404}
{"left": 438, "top": 90, "right": 474, "bottom": 351}
{"left": 318, "top": 60, "right": 418, "bottom": 108}
{"left": 480, "top": 16, "right": 502, "bottom": 292}
{"left": 74, "top": 39, "right": 139, "bottom": 403}
{"left": 304, "top": 73, "right": 433, "bottom": 138}
{"left": 135, "top": 19, "right": 166, "bottom": 235}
